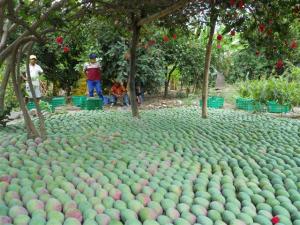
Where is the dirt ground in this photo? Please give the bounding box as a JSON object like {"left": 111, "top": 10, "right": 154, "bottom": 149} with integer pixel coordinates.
{"left": 104, "top": 94, "right": 300, "bottom": 120}
{"left": 7, "top": 91, "right": 300, "bottom": 124}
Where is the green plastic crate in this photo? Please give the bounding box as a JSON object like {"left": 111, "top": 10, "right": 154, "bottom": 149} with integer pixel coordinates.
{"left": 72, "top": 96, "right": 87, "bottom": 107}
{"left": 236, "top": 98, "right": 264, "bottom": 112}
{"left": 81, "top": 98, "right": 103, "bottom": 110}
{"left": 51, "top": 97, "right": 66, "bottom": 108}
{"left": 267, "top": 101, "right": 291, "bottom": 113}
{"left": 80, "top": 97, "right": 87, "bottom": 109}
{"left": 27, "top": 102, "right": 36, "bottom": 110}
{"left": 199, "top": 96, "right": 224, "bottom": 109}
{"left": 26, "top": 101, "right": 54, "bottom": 112}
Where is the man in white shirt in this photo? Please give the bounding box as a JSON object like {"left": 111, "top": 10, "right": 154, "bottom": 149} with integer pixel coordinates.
{"left": 22, "top": 55, "right": 44, "bottom": 103}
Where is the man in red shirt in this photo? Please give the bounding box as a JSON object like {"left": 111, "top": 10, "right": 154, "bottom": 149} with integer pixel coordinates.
{"left": 83, "top": 53, "right": 103, "bottom": 100}
{"left": 110, "top": 81, "right": 129, "bottom": 106}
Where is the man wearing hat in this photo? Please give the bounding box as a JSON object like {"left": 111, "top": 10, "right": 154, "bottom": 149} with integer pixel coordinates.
{"left": 22, "top": 55, "right": 44, "bottom": 103}
{"left": 83, "top": 53, "right": 103, "bottom": 100}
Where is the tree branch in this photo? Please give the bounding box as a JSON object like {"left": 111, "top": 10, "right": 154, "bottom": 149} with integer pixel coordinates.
{"left": 0, "top": 36, "right": 37, "bottom": 62}
{"left": 0, "top": 8, "right": 4, "bottom": 38}
{"left": 0, "top": 60, "right": 10, "bottom": 114}
{"left": 0, "top": 0, "right": 8, "bottom": 7}
{"left": 138, "top": 0, "right": 193, "bottom": 26}
{"left": 8, "top": 23, "right": 17, "bottom": 33}
{"left": 168, "top": 63, "right": 178, "bottom": 78}
{"left": 7, "top": 1, "right": 42, "bottom": 42}
{"left": 0, "top": 20, "right": 10, "bottom": 51}
{"left": 0, "top": 0, "right": 68, "bottom": 63}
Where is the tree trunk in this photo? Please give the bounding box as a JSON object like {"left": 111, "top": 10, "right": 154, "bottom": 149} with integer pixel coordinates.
{"left": 202, "top": 3, "right": 217, "bottom": 119}
{"left": 65, "top": 86, "right": 71, "bottom": 104}
{"left": 0, "top": 62, "right": 10, "bottom": 114}
{"left": 53, "top": 81, "right": 59, "bottom": 96}
{"left": 10, "top": 52, "right": 39, "bottom": 139}
{"left": 128, "top": 16, "right": 140, "bottom": 118}
{"left": 186, "top": 86, "right": 190, "bottom": 97}
{"left": 164, "top": 66, "right": 169, "bottom": 98}
{"left": 194, "top": 72, "right": 202, "bottom": 94}
{"left": 66, "top": 86, "right": 71, "bottom": 97}
{"left": 25, "top": 42, "right": 47, "bottom": 139}
{"left": 164, "top": 80, "right": 169, "bottom": 98}
{"left": 164, "top": 64, "right": 177, "bottom": 98}
{"left": 180, "top": 79, "right": 183, "bottom": 91}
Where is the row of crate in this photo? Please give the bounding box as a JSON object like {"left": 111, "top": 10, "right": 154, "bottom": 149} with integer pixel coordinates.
{"left": 27, "top": 96, "right": 291, "bottom": 113}
{"left": 27, "top": 96, "right": 104, "bottom": 111}
{"left": 199, "top": 96, "right": 291, "bottom": 113}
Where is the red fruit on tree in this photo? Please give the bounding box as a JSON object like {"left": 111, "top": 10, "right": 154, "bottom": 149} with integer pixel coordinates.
{"left": 229, "top": 0, "right": 235, "bottom": 7}
{"left": 267, "top": 29, "right": 273, "bottom": 35}
{"left": 230, "top": 30, "right": 236, "bottom": 36}
{"left": 148, "top": 40, "right": 156, "bottom": 46}
{"left": 290, "top": 40, "right": 298, "bottom": 49}
{"left": 238, "top": 0, "right": 244, "bottom": 9}
{"left": 56, "top": 36, "right": 63, "bottom": 45}
{"left": 63, "top": 46, "right": 70, "bottom": 53}
{"left": 276, "top": 59, "right": 284, "bottom": 69}
{"left": 163, "top": 35, "right": 169, "bottom": 42}
{"left": 172, "top": 34, "right": 177, "bottom": 40}
{"left": 255, "top": 50, "right": 260, "bottom": 56}
{"left": 271, "top": 216, "right": 280, "bottom": 224}
{"left": 217, "top": 44, "right": 221, "bottom": 49}
{"left": 259, "top": 24, "right": 266, "bottom": 32}
{"left": 217, "top": 34, "right": 223, "bottom": 41}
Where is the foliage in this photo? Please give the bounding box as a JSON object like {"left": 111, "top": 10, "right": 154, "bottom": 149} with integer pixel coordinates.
{"left": 177, "top": 34, "right": 204, "bottom": 88}
{"left": 227, "top": 48, "right": 271, "bottom": 83}
{"left": 238, "top": 75, "right": 300, "bottom": 106}
{"left": 0, "top": 102, "right": 13, "bottom": 127}
{"left": 175, "top": 91, "right": 187, "bottom": 98}
{"left": 240, "top": 1, "right": 299, "bottom": 65}
{"left": 0, "top": 67, "right": 18, "bottom": 127}
{"left": 72, "top": 77, "right": 87, "bottom": 96}
{"left": 39, "top": 100, "right": 54, "bottom": 113}
{"left": 70, "top": 19, "right": 208, "bottom": 94}
{"left": 0, "top": 100, "right": 15, "bottom": 128}
{"left": 198, "top": 1, "right": 300, "bottom": 84}
{"left": 33, "top": 36, "right": 83, "bottom": 95}
{"left": 283, "top": 62, "right": 300, "bottom": 82}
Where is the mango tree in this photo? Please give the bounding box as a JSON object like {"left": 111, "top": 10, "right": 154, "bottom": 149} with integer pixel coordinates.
{"left": 93, "top": 0, "right": 195, "bottom": 117}
{"left": 0, "top": 0, "right": 83, "bottom": 138}
{"left": 199, "top": 0, "right": 299, "bottom": 118}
